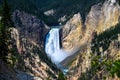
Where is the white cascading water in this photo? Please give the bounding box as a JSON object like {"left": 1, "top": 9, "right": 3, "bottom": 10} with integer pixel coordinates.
{"left": 45, "top": 28, "right": 70, "bottom": 64}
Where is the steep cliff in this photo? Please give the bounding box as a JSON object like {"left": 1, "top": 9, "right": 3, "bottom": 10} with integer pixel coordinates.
{"left": 12, "top": 10, "right": 50, "bottom": 48}
{"left": 1, "top": 0, "right": 120, "bottom": 80}
{"left": 85, "top": 0, "right": 120, "bottom": 34}
{"left": 61, "top": 0, "right": 120, "bottom": 80}
{"left": 61, "top": 13, "right": 84, "bottom": 50}
{"left": 13, "top": 10, "right": 62, "bottom": 79}
{"left": 62, "top": 0, "right": 120, "bottom": 51}
{"left": 0, "top": 10, "right": 60, "bottom": 80}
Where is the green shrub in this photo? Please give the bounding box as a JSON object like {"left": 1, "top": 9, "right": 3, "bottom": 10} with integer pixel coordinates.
{"left": 58, "top": 72, "right": 66, "bottom": 80}
{"left": 106, "top": 60, "right": 120, "bottom": 78}
{"left": 91, "top": 23, "right": 120, "bottom": 54}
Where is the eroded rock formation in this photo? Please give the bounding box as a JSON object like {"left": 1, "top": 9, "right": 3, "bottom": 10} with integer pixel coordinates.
{"left": 62, "top": 0, "right": 120, "bottom": 51}
{"left": 61, "top": 0, "right": 120, "bottom": 80}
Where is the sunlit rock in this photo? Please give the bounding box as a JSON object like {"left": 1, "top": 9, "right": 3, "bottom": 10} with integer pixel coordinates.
{"left": 44, "top": 9, "right": 54, "bottom": 16}
{"left": 61, "top": 13, "right": 83, "bottom": 50}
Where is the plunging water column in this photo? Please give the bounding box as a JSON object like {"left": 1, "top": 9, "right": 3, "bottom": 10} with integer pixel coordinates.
{"left": 45, "top": 27, "right": 69, "bottom": 64}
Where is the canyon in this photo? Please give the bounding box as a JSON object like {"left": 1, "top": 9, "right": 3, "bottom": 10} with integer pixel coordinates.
{"left": 0, "top": 0, "right": 120, "bottom": 80}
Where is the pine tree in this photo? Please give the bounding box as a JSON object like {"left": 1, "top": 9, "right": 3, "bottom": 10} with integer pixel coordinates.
{"left": 1, "top": 0, "right": 13, "bottom": 27}
{"left": 58, "top": 72, "right": 66, "bottom": 80}
{"left": 0, "top": 0, "right": 13, "bottom": 62}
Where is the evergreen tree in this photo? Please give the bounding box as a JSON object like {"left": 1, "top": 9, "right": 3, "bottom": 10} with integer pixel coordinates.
{"left": 1, "top": 0, "right": 13, "bottom": 27}
{"left": 58, "top": 72, "right": 66, "bottom": 80}
{"left": 0, "top": 0, "right": 13, "bottom": 62}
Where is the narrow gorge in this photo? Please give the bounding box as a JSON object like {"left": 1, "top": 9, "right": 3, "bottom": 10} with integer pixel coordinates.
{"left": 0, "top": 0, "right": 120, "bottom": 80}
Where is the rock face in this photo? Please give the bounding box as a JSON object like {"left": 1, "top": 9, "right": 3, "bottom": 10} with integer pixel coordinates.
{"left": 61, "top": 0, "right": 120, "bottom": 80}
{"left": 10, "top": 28, "right": 58, "bottom": 79}
{"left": 7, "top": 10, "right": 59, "bottom": 80}
{"left": 12, "top": 10, "right": 50, "bottom": 48}
{"left": 61, "top": 13, "right": 84, "bottom": 50}
{"left": 85, "top": 0, "right": 120, "bottom": 34}
{"left": 62, "top": 0, "right": 120, "bottom": 51}
{"left": 1, "top": 0, "right": 120, "bottom": 80}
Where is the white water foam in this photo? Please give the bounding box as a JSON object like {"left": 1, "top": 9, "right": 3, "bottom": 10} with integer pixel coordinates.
{"left": 45, "top": 28, "right": 71, "bottom": 64}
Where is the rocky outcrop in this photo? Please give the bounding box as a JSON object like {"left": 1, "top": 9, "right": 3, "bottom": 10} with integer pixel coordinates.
{"left": 3, "top": 0, "right": 119, "bottom": 80}
{"left": 61, "top": 13, "right": 84, "bottom": 50}
{"left": 10, "top": 28, "right": 59, "bottom": 79}
{"left": 61, "top": 0, "right": 120, "bottom": 80}
{"left": 7, "top": 11, "right": 59, "bottom": 80}
{"left": 85, "top": 0, "right": 120, "bottom": 35}
{"left": 62, "top": 0, "right": 120, "bottom": 51}
{"left": 12, "top": 10, "right": 50, "bottom": 48}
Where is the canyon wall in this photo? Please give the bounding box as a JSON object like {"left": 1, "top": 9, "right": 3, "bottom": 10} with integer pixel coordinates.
{"left": 61, "top": 0, "right": 120, "bottom": 80}
{"left": 62, "top": 0, "right": 120, "bottom": 51}
{"left": 3, "top": 10, "right": 59, "bottom": 80}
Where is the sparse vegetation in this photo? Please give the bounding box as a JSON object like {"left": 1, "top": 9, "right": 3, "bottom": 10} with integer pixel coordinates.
{"left": 91, "top": 23, "right": 120, "bottom": 54}
{"left": 78, "top": 23, "right": 120, "bottom": 79}
{"left": 0, "top": 0, "right": 120, "bottom": 79}
{"left": 90, "top": 23, "right": 120, "bottom": 79}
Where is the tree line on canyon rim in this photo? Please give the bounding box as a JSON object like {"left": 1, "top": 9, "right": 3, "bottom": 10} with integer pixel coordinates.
{"left": 2, "top": 0, "right": 107, "bottom": 26}
{"left": 1, "top": 0, "right": 120, "bottom": 26}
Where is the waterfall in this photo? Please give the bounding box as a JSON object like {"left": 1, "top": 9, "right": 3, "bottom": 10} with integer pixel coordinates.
{"left": 45, "top": 28, "right": 69, "bottom": 64}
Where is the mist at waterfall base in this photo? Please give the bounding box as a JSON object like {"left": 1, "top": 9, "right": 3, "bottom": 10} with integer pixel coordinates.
{"left": 45, "top": 27, "right": 73, "bottom": 73}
